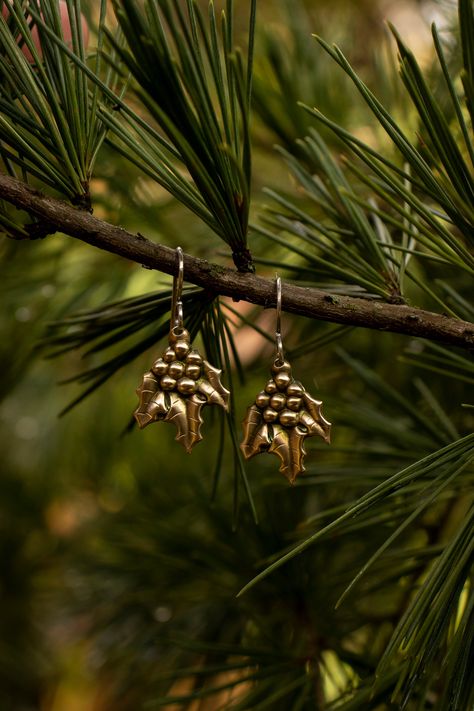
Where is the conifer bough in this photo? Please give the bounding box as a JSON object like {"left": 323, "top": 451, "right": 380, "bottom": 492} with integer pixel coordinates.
{"left": 1, "top": 172, "right": 473, "bottom": 350}
{"left": 1, "top": 1, "right": 89, "bottom": 60}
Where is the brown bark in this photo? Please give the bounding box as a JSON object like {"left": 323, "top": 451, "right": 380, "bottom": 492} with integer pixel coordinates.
{"left": 1, "top": 172, "right": 473, "bottom": 350}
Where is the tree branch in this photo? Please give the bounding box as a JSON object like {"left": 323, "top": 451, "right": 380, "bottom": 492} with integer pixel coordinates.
{"left": 1, "top": 173, "right": 473, "bottom": 349}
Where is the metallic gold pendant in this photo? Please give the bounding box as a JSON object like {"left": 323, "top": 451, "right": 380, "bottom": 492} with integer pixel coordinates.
{"left": 134, "top": 247, "right": 230, "bottom": 452}
{"left": 134, "top": 328, "right": 230, "bottom": 453}
{"left": 241, "top": 277, "right": 331, "bottom": 483}
{"left": 241, "top": 358, "right": 331, "bottom": 483}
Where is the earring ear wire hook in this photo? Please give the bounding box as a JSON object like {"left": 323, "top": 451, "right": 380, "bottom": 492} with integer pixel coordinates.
{"left": 241, "top": 272, "right": 331, "bottom": 482}
{"left": 275, "top": 275, "right": 284, "bottom": 365}
{"left": 171, "top": 247, "right": 184, "bottom": 334}
{"left": 134, "top": 246, "right": 230, "bottom": 447}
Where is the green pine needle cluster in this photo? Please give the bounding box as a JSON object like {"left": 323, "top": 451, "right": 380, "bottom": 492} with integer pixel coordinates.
{"left": 0, "top": 0, "right": 115, "bottom": 208}
{"left": 101, "top": 0, "right": 257, "bottom": 270}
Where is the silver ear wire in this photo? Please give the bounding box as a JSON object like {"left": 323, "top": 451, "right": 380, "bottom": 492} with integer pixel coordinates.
{"left": 171, "top": 246, "right": 184, "bottom": 334}
{"left": 275, "top": 275, "right": 284, "bottom": 365}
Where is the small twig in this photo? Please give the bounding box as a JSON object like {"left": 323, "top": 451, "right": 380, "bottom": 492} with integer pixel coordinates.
{"left": 1, "top": 172, "right": 473, "bottom": 349}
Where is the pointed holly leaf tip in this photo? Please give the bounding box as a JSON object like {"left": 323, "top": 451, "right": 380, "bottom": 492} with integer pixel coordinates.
{"left": 301, "top": 392, "right": 332, "bottom": 444}
{"left": 240, "top": 359, "right": 331, "bottom": 483}
{"left": 197, "top": 362, "right": 230, "bottom": 409}
{"left": 269, "top": 425, "right": 307, "bottom": 484}
{"left": 241, "top": 404, "right": 272, "bottom": 460}
{"left": 164, "top": 392, "right": 206, "bottom": 454}
{"left": 135, "top": 373, "right": 163, "bottom": 428}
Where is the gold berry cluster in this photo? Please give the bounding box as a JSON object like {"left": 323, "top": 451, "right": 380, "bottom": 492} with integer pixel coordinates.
{"left": 151, "top": 329, "right": 203, "bottom": 397}
{"left": 254, "top": 361, "right": 305, "bottom": 428}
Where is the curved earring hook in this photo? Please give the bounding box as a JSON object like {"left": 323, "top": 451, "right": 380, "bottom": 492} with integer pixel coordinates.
{"left": 275, "top": 275, "right": 284, "bottom": 365}
{"left": 171, "top": 246, "right": 184, "bottom": 334}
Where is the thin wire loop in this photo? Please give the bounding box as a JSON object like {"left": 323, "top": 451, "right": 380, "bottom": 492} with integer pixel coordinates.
{"left": 171, "top": 247, "right": 184, "bottom": 333}
{"left": 275, "top": 275, "right": 285, "bottom": 364}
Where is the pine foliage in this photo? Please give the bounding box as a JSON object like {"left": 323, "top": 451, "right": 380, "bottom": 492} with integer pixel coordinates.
{"left": 0, "top": 1, "right": 472, "bottom": 710}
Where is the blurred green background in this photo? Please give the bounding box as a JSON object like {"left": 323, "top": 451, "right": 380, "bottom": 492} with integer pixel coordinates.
{"left": 1, "top": 1, "right": 472, "bottom": 710}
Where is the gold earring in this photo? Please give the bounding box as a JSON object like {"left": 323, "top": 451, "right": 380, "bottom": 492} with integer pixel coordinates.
{"left": 134, "top": 247, "right": 230, "bottom": 452}
{"left": 241, "top": 276, "right": 331, "bottom": 483}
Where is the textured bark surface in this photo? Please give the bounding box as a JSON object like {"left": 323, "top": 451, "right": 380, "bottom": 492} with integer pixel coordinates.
{"left": 1, "top": 172, "right": 473, "bottom": 349}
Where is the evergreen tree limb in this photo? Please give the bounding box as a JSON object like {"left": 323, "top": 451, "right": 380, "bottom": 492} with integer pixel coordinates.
{"left": 0, "top": 172, "right": 473, "bottom": 349}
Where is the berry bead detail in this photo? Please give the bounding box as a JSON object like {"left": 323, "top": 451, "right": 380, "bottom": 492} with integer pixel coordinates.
{"left": 263, "top": 408, "right": 279, "bottom": 423}
{"left": 185, "top": 364, "right": 201, "bottom": 380}
{"left": 255, "top": 391, "right": 270, "bottom": 409}
{"left": 152, "top": 359, "right": 168, "bottom": 376}
{"left": 270, "top": 393, "right": 286, "bottom": 411}
{"left": 168, "top": 361, "right": 185, "bottom": 379}
{"left": 279, "top": 409, "right": 299, "bottom": 427}
{"left": 274, "top": 371, "right": 291, "bottom": 391}
{"left": 265, "top": 380, "right": 278, "bottom": 394}
{"left": 163, "top": 348, "right": 176, "bottom": 363}
{"left": 160, "top": 375, "right": 176, "bottom": 391}
{"left": 177, "top": 377, "right": 197, "bottom": 395}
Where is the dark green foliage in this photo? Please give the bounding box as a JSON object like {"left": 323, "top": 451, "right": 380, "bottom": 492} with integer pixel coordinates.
{"left": 302, "top": 29, "right": 474, "bottom": 271}
{"left": 0, "top": 1, "right": 472, "bottom": 710}
{"left": 0, "top": 0, "right": 115, "bottom": 208}
{"left": 104, "top": 0, "right": 257, "bottom": 270}
{"left": 56, "top": 344, "right": 473, "bottom": 709}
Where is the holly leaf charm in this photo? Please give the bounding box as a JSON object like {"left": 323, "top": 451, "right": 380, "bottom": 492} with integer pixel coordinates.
{"left": 241, "top": 359, "right": 331, "bottom": 483}
{"left": 135, "top": 373, "right": 163, "bottom": 428}
{"left": 134, "top": 328, "right": 230, "bottom": 453}
{"left": 166, "top": 393, "right": 208, "bottom": 453}
{"left": 268, "top": 425, "right": 307, "bottom": 484}
{"left": 241, "top": 405, "right": 272, "bottom": 460}
{"left": 163, "top": 391, "right": 188, "bottom": 447}
{"left": 197, "top": 362, "right": 229, "bottom": 407}
{"left": 301, "top": 393, "right": 331, "bottom": 443}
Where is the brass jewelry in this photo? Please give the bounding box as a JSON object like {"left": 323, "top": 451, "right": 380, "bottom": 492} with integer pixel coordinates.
{"left": 134, "top": 247, "right": 230, "bottom": 452}
{"left": 241, "top": 277, "right": 331, "bottom": 483}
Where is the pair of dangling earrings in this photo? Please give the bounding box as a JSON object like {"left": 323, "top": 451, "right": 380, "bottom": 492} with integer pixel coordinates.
{"left": 134, "top": 248, "right": 331, "bottom": 483}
